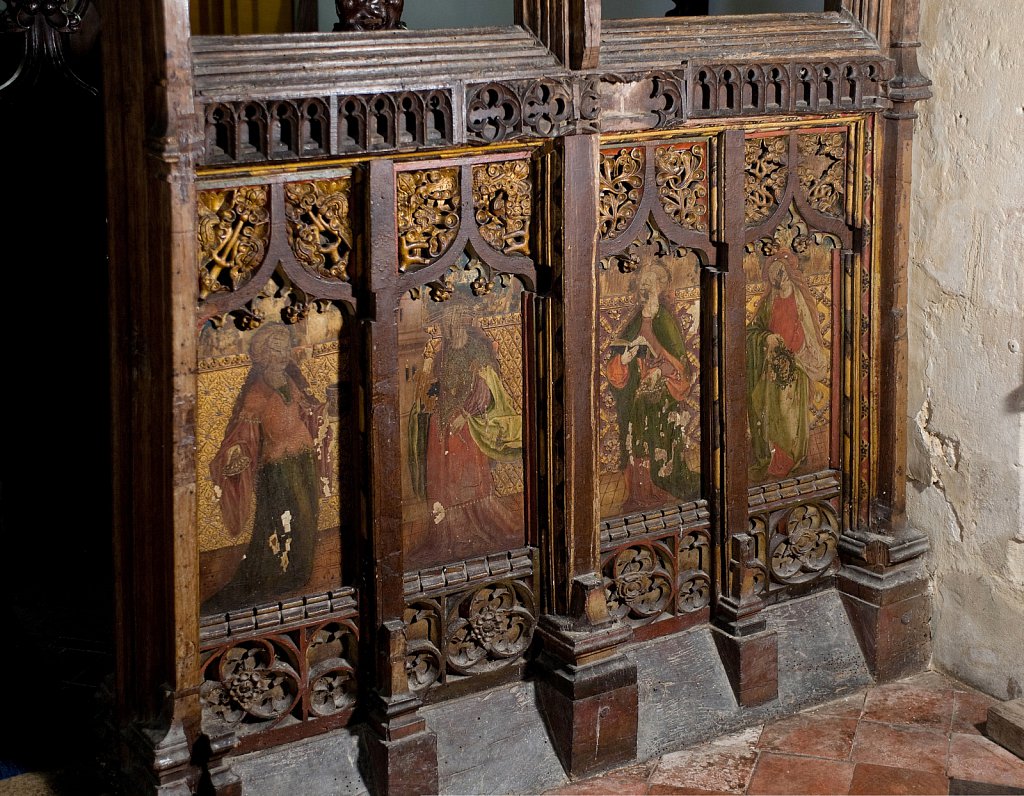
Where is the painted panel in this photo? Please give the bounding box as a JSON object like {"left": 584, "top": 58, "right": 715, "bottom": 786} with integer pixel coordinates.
{"left": 598, "top": 229, "right": 702, "bottom": 519}
{"left": 399, "top": 262, "right": 527, "bottom": 570}
{"left": 197, "top": 306, "right": 349, "bottom": 614}
{"left": 745, "top": 205, "right": 840, "bottom": 486}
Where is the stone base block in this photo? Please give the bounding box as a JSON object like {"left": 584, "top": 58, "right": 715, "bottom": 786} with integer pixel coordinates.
{"left": 365, "top": 723, "right": 438, "bottom": 796}
{"left": 987, "top": 698, "right": 1024, "bottom": 761}
{"left": 838, "top": 567, "right": 931, "bottom": 682}
{"left": 536, "top": 654, "right": 639, "bottom": 778}
{"left": 711, "top": 626, "right": 779, "bottom": 707}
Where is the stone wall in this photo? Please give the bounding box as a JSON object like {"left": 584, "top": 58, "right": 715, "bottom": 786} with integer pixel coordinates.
{"left": 909, "top": 0, "right": 1024, "bottom": 700}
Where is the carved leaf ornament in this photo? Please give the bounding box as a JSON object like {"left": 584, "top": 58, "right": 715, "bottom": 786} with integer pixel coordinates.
{"left": 769, "top": 503, "right": 839, "bottom": 584}
{"left": 397, "top": 168, "right": 460, "bottom": 270}
{"left": 446, "top": 583, "right": 534, "bottom": 675}
{"left": 599, "top": 147, "right": 645, "bottom": 240}
{"left": 798, "top": 132, "right": 847, "bottom": 218}
{"left": 198, "top": 187, "right": 270, "bottom": 299}
{"left": 473, "top": 160, "right": 532, "bottom": 257}
{"left": 744, "top": 136, "right": 788, "bottom": 225}
{"left": 656, "top": 143, "right": 709, "bottom": 232}
{"left": 604, "top": 545, "right": 674, "bottom": 620}
{"left": 202, "top": 641, "right": 298, "bottom": 725}
{"left": 285, "top": 178, "right": 353, "bottom": 281}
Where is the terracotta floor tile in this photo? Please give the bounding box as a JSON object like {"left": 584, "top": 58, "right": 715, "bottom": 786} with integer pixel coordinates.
{"left": 851, "top": 721, "right": 950, "bottom": 774}
{"left": 757, "top": 714, "right": 858, "bottom": 761}
{"left": 746, "top": 752, "right": 856, "bottom": 795}
{"left": 862, "top": 681, "right": 956, "bottom": 730}
{"left": 648, "top": 728, "right": 761, "bottom": 795}
{"left": 951, "top": 689, "right": 998, "bottom": 736}
{"left": 545, "top": 773, "right": 650, "bottom": 794}
{"left": 647, "top": 786, "right": 735, "bottom": 795}
{"left": 803, "top": 691, "right": 868, "bottom": 720}
{"left": 947, "top": 732, "right": 1024, "bottom": 789}
{"left": 900, "top": 670, "right": 962, "bottom": 692}
{"left": 848, "top": 762, "right": 950, "bottom": 795}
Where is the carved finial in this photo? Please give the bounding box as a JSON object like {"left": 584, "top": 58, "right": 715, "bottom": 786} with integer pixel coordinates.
{"left": 665, "top": 0, "right": 709, "bottom": 17}
{"left": 333, "top": 0, "right": 405, "bottom": 32}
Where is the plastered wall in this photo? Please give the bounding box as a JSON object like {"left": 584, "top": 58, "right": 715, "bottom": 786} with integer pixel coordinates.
{"left": 909, "top": 0, "right": 1024, "bottom": 699}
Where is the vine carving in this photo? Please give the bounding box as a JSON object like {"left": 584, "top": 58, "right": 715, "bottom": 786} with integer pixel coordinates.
{"left": 397, "top": 168, "right": 460, "bottom": 271}
{"left": 285, "top": 178, "right": 353, "bottom": 281}
{"left": 744, "top": 136, "right": 788, "bottom": 226}
{"left": 655, "top": 143, "right": 709, "bottom": 232}
{"left": 599, "top": 147, "right": 645, "bottom": 240}
{"left": 472, "top": 160, "right": 532, "bottom": 257}
{"left": 198, "top": 187, "right": 270, "bottom": 300}
{"left": 798, "top": 132, "right": 847, "bottom": 218}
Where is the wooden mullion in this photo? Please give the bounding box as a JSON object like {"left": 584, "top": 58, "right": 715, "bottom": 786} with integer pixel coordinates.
{"left": 554, "top": 131, "right": 601, "bottom": 614}
{"left": 720, "top": 127, "right": 751, "bottom": 578}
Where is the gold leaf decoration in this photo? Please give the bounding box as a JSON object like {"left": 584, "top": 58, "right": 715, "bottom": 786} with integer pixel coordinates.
{"left": 198, "top": 186, "right": 270, "bottom": 300}
{"left": 798, "top": 132, "right": 847, "bottom": 218}
{"left": 472, "top": 160, "right": 531, "bottom": 257}
{"left": 655, "top": 143, "right": 709, "bottom": 232}
{"left": 397, "top": 168, "right": 460, "bottom": 271}
{"left": 285, "top": 178, "right": 353, "bottom": 281}
{"left": 744, "top": 136, "right": 788, "bottom": 226}
{"left": 599, "top": 147, "right": 645, "bottom": 240}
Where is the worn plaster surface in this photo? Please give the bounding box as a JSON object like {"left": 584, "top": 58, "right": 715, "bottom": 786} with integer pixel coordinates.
{"left": 910, "top": 0, "right": 1024, "bottom": 700}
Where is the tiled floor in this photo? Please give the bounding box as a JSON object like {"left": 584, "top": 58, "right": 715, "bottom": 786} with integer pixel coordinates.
{"left": 547, "top": 671, "right": 1024, "bottom": 796}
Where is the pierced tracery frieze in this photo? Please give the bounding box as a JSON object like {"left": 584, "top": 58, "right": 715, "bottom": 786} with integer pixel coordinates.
{"left": 604, "top": 543, "right": 674, "bottom": 622}
{"left": 599, "top": 147, "right": 645, "bottom": 241}
{"left": 200, "top": 612, "right": 359, "bottom": 737}
{"left": 198, "top": 186, "right": 270, "bottom": 301}
{"left": 403, "top": 576, "right": 536, "bottom": 692}
{"left": 466, "top": 78, "right": 574, "bottom": 144}
{"left": 689, "top": 60, "right": 885, "bottom": 118}
{"left": 285, "top": 178, "right": 353, "bottom": 281}
{"left": 600, "top": 503, "right": 712, "bottom": 627}
{"left": 744, "top": 136, "right": 789, "bottom": 226}
{"left": 201, "top": 99, "right": 331, "bottom": 166}
{"left": 397, "top": 167, "right": 460, "bottom": 271}
{"left": 745, "top": 471, "right": 841, "bottom": 595}
{"left": 655, "top": 142, "right": 709, "bottom": 233}
{"left": 193, "top": 62, "right": 887, "bottom": 165}
{"left": 798, "top": 132, "right": 847, "bottom": 219}
{"left": 472, "top": 160, "right": 532, "bottom": 257}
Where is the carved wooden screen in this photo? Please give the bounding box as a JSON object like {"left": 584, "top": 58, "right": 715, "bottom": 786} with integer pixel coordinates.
{"left": 194, "top": 169, "right": 362, "bottom": 749}
{"left": 596, "top": 135, "right": 716, "bottom": 640}
{"left": 738, "top": 118, "right": 870, "bottom": 602}
{"left": 380, "top": 153, "right": 541, "bottom": 694}
{"left": 104, "top": 0, "right": 932, "bottom": 790}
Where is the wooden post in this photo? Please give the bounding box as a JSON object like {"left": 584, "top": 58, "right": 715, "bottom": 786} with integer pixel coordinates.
{"left": 103, "top": 0, "right": 209, "bottom": 792}
{"left": 838, "top": 0, "right": 934, "bottom": 683}
{"left": 709, "top": 129, "right": 779, "bottom": 707}
{"left": 360, "top": 159, "right": 438, "bottom": 796}
{"left": 534, "top": 132, "right": 639, "bottom": 779}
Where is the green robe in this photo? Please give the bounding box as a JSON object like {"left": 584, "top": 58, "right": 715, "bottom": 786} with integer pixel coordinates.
{"left": 609, "top": 307, "right": 699, "bottom": 503}
{"left": 746, "top": 297, "right": 811, "bottom": 481}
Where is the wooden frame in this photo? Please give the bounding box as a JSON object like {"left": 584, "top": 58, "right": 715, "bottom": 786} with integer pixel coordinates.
{"left": 104, "top": 0, "right": 932, "bottom": 792}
